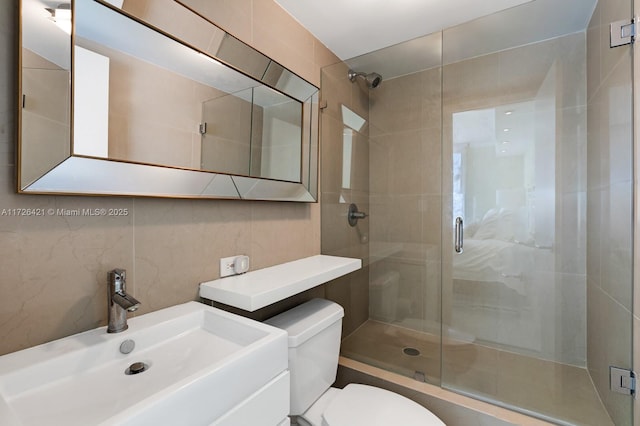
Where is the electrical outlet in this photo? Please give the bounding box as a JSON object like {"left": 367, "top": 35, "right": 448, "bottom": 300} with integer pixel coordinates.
{"left": 220, "top": 256, "right": 237, "bottom": 277}
{"left": 220, "top": 255, "right": 249, "bottom": 277}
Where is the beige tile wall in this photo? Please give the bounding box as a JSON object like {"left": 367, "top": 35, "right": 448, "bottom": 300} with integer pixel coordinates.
{"left": 320, "top": 60, "right": 371, "bottom": 337}
{"left": 587, "top": 0, "right": 635, "bottom": 425}
{"left": 368, "top": 52, "right": 443, "bottom": 333}
{"left": 0, "top": 0, "right": 339, "bottom": 356}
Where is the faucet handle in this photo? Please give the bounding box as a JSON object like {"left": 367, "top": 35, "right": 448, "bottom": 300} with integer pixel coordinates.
{"left": 111, "top": 268, "right": 125, "bottom": 281}
{"left": 108, "top": 268, "right": 126, "bottom": 292}
{"left": 107, "top": 268, "right": 139, "bottom": 334}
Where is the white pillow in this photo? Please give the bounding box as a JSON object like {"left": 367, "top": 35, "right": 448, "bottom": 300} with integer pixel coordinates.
{"left": 473, "top": 208, "right": 514, "bottom": 241}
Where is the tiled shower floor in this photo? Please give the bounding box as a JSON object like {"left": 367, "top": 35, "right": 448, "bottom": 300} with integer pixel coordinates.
{"left": 340, "top": 320, "right": 614, "bottom": 426}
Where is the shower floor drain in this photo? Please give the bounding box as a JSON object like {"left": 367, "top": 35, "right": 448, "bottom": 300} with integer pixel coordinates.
{"left": 402, "top": 347, "right": 421, "bottom": 356}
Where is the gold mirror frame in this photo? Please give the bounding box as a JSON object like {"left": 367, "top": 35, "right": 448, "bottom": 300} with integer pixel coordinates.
{"left": 18, "top": 0, "right": 319, "bottom": 202}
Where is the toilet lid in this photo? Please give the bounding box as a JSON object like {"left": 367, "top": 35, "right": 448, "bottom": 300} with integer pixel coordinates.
{"left": 322, "top": 384, "right": 445, "bottom": 426}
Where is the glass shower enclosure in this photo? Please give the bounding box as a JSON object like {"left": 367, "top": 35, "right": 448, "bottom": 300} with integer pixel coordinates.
{"left": 320, "top": 0, "right": 634, "bottom": 424}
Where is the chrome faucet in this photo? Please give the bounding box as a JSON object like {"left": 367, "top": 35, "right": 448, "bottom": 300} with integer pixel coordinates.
{"left": 107, "top": 269, "right": 141, "bottom": 333}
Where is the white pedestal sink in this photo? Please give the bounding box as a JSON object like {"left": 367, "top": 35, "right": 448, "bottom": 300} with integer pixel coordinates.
{"left": 0, "top": 302, "right": 289, "bottom": 425}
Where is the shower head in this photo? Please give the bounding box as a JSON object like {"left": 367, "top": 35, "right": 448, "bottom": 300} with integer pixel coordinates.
{"left": 348, "top": 69, "right": 383, "bottom": 89}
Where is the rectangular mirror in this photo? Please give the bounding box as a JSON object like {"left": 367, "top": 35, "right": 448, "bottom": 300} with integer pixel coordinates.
{"left": 19, "top": 0, "right": 319, "bottom": 202}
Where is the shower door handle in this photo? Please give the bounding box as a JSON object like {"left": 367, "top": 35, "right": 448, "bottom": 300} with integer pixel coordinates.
{"left": 454, "top": 217, "right": 463, "bottom": 254}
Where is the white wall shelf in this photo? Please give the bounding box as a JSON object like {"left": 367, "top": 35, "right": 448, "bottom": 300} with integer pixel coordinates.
{"left": 199, "top": 255, "right": 361, "bottom": 311}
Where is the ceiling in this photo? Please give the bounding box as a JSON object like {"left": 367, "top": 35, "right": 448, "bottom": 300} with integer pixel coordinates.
{"left": 274, "top": 0, "right": 598, "bottom": 61}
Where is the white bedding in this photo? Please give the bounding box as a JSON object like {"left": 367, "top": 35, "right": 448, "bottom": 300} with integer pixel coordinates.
{"left": 453, "top": 238, "right": 535, "bottom": 295}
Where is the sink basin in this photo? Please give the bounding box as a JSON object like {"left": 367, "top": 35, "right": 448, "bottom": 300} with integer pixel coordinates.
{"left": 0, "top": 302, "right": 288, "bottom": 425}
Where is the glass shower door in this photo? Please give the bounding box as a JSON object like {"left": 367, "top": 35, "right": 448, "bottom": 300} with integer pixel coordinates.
{"left": 441, "top": 1, "right": 633, "bottom": 425}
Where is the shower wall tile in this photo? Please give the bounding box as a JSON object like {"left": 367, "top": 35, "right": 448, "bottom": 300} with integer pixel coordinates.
{"left": 587, "top": 279, "right": 633, "bottom": 426}
{"left": 555, "top": 191, "right": 587, "bottom": 275}
{"left": 2, "top": 0, "right": 330, "bottom": 355}
{"left": 587, "top": 0, "right": 634, "bottom": 423}
{"left": 370, "top": 70, "right": 438, "bottom": 134}
{"left": 557, "top": 106, "right": 588, "bottom": 193}
{"left": 365, "top": 64, "right": 444, "bottom": 338}
{"left": 351, "top": 130, "right": 370, "bottom": 193}
{"left": 325, "top": 266, "right": 370, "bottom": 337}
{"left": 420, "top": 194, "right": 443, "bottom": 248}
{"left": 368, "top": 194, "right": 390, "bottom": 245}
{"left": 554, "top": 33, "right": 588, "bottom": 109}
{"left": 379, "top": 130, "right": 424, "bottom": 195}
{"left": 369, "top": 139, "right": 390, "bottom": 196}
{"left": 444, "top": 34, "right": 586, "bottom": 113}
{"left": 320, "top": 59, "right": 371, "bottom": 335}
{"left": 370, "top": 128, "right": 441, "bottom": 198}
{"left": 600, "top": 180, "right": 633, "bottom": 310}
{"left": 386, "top": 195, "right": 424, "bottom": 244}
{"left": 442, "top": 54, "right": 501, "bottom": 111}
{"left": 586, "top": 4, "right": 601, "bottom": 102}
{"left": 602, "top": 54, "right": 634, "bottom": 185}
{"left": 320, "top": 197, "right": 352, "bottom": 254}
{"left": 587, "top": 91, "right": 607, "bottom": 190}
{"left": 599, "top": 0, "right": 632, "bottom": 86}
{"left": 586, "top": 188, "right": 603, "bottom": 287}
{"left": 552, "top": 273, "right": 587, "bottom": 365}
{"left": 422, "top": 127, "right": 444, "bottom": 194}
{"left": 497, "top": 41, "right": 562, "bottom": 102}
{"left": 420, "top": 68, "right": 444, "bottom": 128}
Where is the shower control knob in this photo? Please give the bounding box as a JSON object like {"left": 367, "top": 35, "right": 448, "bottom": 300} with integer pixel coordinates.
{"left": 348, "top": 203, "right": 368, "bottom": 227}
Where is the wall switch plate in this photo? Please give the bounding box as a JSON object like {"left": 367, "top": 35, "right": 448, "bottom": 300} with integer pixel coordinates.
{"left": 220, "top": 255, "right": 250, "bottom": 277}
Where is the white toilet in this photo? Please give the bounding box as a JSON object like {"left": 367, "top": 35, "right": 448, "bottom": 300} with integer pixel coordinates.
{"left": 265, "top": 298, "right": 446, "bottom": 426}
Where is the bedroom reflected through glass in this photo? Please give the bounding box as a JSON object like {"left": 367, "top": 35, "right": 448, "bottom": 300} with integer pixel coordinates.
{"left": 439, "top": 8, "right": 618, "bottom": 422}
{"left": 450, "top": 100, "right": 552, "bottom": 352}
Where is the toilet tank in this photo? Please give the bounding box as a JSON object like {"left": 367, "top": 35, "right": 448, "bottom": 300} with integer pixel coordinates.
{"left": 265, "top": 299, "right": 344, "bottom": 415}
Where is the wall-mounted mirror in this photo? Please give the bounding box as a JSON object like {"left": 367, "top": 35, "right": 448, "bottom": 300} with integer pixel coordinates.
{"left": 19, "top": 0, "right": 319, "bottom": 201}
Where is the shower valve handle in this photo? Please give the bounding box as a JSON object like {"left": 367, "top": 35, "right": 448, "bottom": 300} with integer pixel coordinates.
{"left": 348, "top": 203, "right": 368, "bottom": 227}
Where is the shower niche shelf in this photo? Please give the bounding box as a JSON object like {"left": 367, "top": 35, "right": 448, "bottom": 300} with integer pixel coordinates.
{"left": 199, "top": 255, "right": 361, "bottom": 311}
